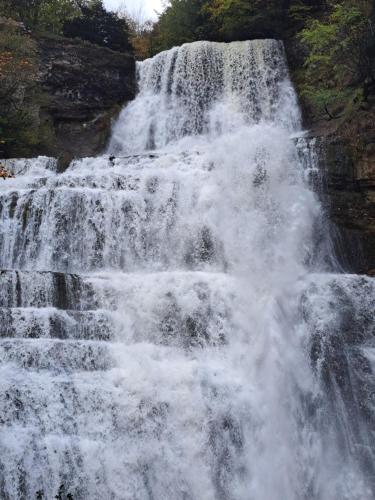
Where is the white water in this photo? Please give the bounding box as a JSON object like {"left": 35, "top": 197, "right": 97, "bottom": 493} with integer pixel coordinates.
{"left": 1, "top": 40, "right": 374, "bottom": 499}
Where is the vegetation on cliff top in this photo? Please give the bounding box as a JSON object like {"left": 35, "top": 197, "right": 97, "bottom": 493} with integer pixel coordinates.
{"left": 148, "top": 0, "right": 324, "bottom": 52}
{"left": 299, "top": 1, "right": 375, "bottom": 121}
{"left": 0, "top": 0, "right": 132, "bottom": 51}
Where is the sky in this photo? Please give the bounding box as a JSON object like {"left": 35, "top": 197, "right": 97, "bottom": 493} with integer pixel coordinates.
{"left": 103, "top": 0, "right": 164, "bottom": 20}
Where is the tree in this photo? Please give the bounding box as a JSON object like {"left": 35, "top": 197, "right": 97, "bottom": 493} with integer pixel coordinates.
{"left": 149, "top": 0, "right": 327, "bottom": 53}
{"left": 299, "top": 0, "right": 374, "bottom": 118}
{"left": 207, "top": 0, "right": 286, "bottom": 41}
{"left": 37, "top": 0, "right": 81, "bottom": 33}
{"left": 150, "top": 0, "right": 213, "bottom": 54}
{"left": 0, "top": 0, "right": 81, "bottom": 32}
{"left": 117, "top": 4, "right": 155, "bottom": 60}
{"left": 128, "top": 18, "right": 155, "bottom": 60}
{"left": 63, "top": 0, "right": 132, "bottom": 52}
{"left": 0, "top": 0, "right": 44, "bottom": 28}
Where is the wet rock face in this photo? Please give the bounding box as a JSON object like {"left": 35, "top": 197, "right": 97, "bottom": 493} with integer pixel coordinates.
{"left": 291, "top": 111, "right": 375, "bottom": 274}
{"left": 36, "top": 34, "right": 136, "bottom": 162}
{"left": 322, "top": 137, "right": 375, "bottom": 274}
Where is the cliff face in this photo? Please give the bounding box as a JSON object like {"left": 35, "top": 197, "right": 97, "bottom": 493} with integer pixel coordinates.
{"left": 321, "top": 115, "right": 375, "bottom": 275}
{"left": 35, "top": 34, "right": 136, "bottom": 165}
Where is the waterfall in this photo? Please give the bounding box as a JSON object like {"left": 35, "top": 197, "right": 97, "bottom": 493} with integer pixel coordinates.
{"left": 109, "top": 40, "right": 299, "bottom": 153}
{"left": 1, "top": 40, "right": 374, "bottom": 500}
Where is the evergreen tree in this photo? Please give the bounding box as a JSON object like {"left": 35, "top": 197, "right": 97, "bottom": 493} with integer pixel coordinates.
{"left": 63, "top": 0, "right": 132, "bottom": 52}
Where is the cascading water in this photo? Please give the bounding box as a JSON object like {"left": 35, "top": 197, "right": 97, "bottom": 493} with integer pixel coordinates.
{"left": 0, "top": 40, "right": 374, "bottom": 500}
{"left": 109, "top": 40, "right": 299, "bottom": 152}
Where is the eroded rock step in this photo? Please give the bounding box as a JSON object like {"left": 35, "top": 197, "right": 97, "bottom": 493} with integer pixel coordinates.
{"left": 0, "top": 154, "right": 225, "bottom": 273}
{"left": 0, "top": 307, "right": 115, "bottom": 341}
{"left": 0, "top": 270, "right": 97, "bottom": 310}
{"left": 0, "top": 369, "right": 175, "bottom": 432}
{"left": 0, "top": 270, "right": 236, "bottom": 347}
{"left": 0, "top": 338, "right": 113, "bottom": 372}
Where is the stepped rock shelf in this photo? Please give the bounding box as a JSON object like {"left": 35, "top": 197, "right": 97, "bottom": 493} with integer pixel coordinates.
{"left": 1, "top": 40, "right": 375, "bottom": 500}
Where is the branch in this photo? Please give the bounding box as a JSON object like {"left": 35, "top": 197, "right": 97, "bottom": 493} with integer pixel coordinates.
{"left": 324, "top": 103, "right": 336, "bottom": 120}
